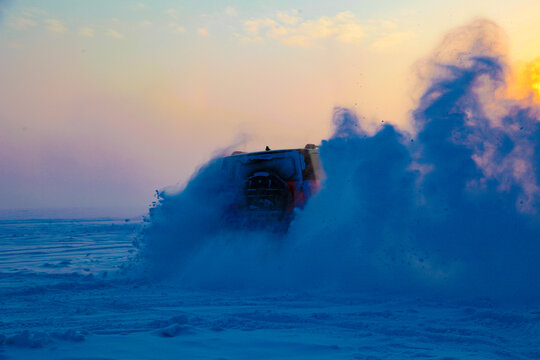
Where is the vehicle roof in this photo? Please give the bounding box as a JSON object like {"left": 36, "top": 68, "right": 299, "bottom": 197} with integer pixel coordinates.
{"left": 226, "top": 148, "right": 318, "bottom": 158}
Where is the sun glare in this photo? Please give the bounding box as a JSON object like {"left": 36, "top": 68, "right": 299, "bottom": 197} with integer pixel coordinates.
{"left": 507, "top": 58, "right": 540, "bottom": 102}
{"left": 527, "top": 58, "right": 540, "bottom": 98}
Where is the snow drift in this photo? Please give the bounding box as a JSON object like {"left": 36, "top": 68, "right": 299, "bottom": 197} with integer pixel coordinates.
{"left": 136, "top": 20, "right": 540, "bottom": 301}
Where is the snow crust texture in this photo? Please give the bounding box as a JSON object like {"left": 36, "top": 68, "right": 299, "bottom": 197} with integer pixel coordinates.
{"left": 1, "top": 240, "right": 539, "bottom": 359}
{"left": 139, "top": 20, "right": 540, "bottom": 301}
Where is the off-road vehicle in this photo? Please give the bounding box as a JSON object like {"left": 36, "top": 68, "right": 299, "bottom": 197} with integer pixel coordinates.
{"left": 221, "top": 144, "right": 322, "bottom": 229}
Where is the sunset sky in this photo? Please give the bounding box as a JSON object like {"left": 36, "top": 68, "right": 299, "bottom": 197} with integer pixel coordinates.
{"left": 1, "top": 0, "right": 539, "bottom": 213}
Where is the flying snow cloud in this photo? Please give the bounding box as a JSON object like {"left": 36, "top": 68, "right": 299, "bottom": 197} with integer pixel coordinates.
{"left": 135, "top": 19, "right": 540, "bottom": 302}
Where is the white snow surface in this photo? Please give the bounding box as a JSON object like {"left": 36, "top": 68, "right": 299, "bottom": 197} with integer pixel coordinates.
{"left": 1, "top": 218, "right": 539, "bottom": 360}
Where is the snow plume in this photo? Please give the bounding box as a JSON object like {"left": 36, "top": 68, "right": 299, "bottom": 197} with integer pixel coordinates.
{"left": 136, "top": 158, "right": 241, "bottom": 279}
{"left": 136, "top": 20, "right": 540, "bottom": 301}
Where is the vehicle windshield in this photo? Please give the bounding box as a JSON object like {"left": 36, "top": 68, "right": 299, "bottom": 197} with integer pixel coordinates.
{"left": 223, "top": 152, "right": 301, "bottom": 182}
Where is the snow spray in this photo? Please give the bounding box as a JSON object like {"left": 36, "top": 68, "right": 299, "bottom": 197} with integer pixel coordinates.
{"left": 136, "top": 20, "right": 540, "bottom": 301}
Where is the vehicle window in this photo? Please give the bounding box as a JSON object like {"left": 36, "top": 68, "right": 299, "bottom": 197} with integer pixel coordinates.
{"left": 223, "top": 153, "right": 300, "bottom": 182}
{"left": 239, "top": 157, "right": 298, "bottom": 181}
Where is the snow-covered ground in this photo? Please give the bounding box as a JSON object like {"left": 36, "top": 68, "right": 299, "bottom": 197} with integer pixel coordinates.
{"left": 1, "top": 217, "right": 539, "bottom": 360}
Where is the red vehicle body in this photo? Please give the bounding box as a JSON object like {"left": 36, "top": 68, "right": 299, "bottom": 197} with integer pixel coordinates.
{"left": 222, "top": 145, "right": 323, "bottom": 228}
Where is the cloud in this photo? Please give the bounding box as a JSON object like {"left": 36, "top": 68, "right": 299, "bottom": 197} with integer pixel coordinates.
{"left": 368, "top": 19, "right": 397, "bottom": 29}
{"left": 225, "top": 6, "right": 238, "bottom": 17}
{"left": 242, "top": 11, "right": 366, "bottom": 48}
{"left": 198, "top": 27, "right": 209, "bottom": 37}
{"left": 8, "top": 16, "right": 36, "bottom": 30}
{"left": 106, "top": 29, "right": 124, "bottom": 39}
{"left": 333, "top": 10, "right": 355, "bottom": 22}
{"left": 297, "top": 17, "right": 338, "bottom": 39}
{"left": 244, "top": 18, "right": 276, "bottom": 35}
{"left": 335, "top": 22, "right": 364, "bottom": 44}
{"left": 280, "top": 35, "right": 312, "bottom": 48}
{"left": 79, "top": 26, "right": 94, "bottom": 37}
{"left": 240, "top": 36, "right": 263, "bottom": 43}
{"left": 276, "top": 11, "right": 301, "bottom": 25}
{"left": 165, "top": 8, "right": 177, "bottom": 19}
{"left": 267, "top": 24, "right": 290, "bottom": 38}
{"left": 168, "top": 22, "right": 186, "bottom": 33}
{"left": 44, "top": 18, "right": 67, "bottom": 33}
{"left": 20, "top": 7, "right": 47, "bottom": 18}
{"left": 244, "top": 20, "right": 258, "bottom": 35}
{"left": 131, "top": 2, "right": 146, "bottom": 10}
{"left": 371, "top": 31, "right": 416, "bottom": 51}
